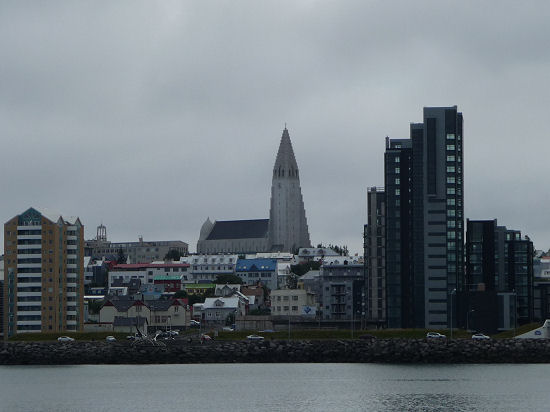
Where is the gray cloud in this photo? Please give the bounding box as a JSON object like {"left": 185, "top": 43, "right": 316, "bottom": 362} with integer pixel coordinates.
{"left": 1, "top": 1, "right": 550, "bottom": 254}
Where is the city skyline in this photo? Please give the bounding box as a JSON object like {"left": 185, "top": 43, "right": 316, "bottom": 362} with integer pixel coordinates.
{"left": 2, "top": 2, "right": 550, "bottom": 254}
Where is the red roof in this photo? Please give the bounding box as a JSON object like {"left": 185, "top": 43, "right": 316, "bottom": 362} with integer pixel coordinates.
{"left": 112, "top": 262, "right": 190, "bottom": 270}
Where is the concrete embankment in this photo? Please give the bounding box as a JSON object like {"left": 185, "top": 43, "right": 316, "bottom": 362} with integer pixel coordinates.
{"left": 2, "top": 338, "right": 550, "bottom": 365}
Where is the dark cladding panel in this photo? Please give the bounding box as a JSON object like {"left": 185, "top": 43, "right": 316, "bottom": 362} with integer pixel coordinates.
{"left": 426, "top": 118, "right": 437, "bottom": 195}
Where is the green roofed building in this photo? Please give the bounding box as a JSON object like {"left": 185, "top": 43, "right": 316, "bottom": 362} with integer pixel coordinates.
{"left": 185, "top": 284, "right": 215, "bottom": 295}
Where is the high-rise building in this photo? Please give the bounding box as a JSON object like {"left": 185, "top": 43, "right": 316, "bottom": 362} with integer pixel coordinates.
{"left": 385, "top": 106, "right": 464, "bottom": 329}
{"left": 3, "top": 208, "right": 85, "bottom": 335}
{"left": 268, "top": 127, "right": 312, "bottom": 252}
{"left": 464, "top": 219, "right": 533, "bottom": 330}
{"left": 364, "top": 187, "right": 386, "bottom": 326}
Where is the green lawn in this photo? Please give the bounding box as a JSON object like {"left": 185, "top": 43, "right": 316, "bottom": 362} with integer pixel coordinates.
{"left": 8, "top": 331, "right": 129, "bottom": 342}
{"left": 491, "top": 322, "right": 541, "bottom": 339}
{"left": 215, "top": 327, "right": 473, "bottom": 341}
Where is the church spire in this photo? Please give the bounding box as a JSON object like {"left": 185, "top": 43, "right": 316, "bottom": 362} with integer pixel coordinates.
{"left": 269, "top": 126, "right": 311, "bottom": 252}
{"left": 273, "top": 127, "right": 299, "bottom": 178}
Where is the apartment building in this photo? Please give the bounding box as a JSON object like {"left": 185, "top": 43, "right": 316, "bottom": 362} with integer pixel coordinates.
{"left": 3, "top": 207, "right": 84, "bottom": 335}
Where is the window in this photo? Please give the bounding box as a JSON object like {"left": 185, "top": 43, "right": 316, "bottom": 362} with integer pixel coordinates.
{"left": 283, "top": 296, "right": 289, "bottom": 301}
{"left": 447, "top": 187, "right": 455, "bottom": 195}
{"left": 292, "top": 306, "right": 298, "bottom": 311}
{"left": 395, "top": 167, "right": 400, "bottom": 174}
{"left": 446, "top": 144, "right": 455, "bottom": 151}
{"left": 394, "top": 157, "right": 400, "bottom": 163}
{"left": 395, "top": 189, "right": 400, "bottom": 195}
{"left": 395, "top": 178, "right": 400, "bottom": 184}
{"left": 292, "top": 295, "right": 299, "bottom": 301}
{"left": 446, "top": 155, "right": 455, "bottom": 162}
{"left": 447, "top": 210, "right": 456, "bottom": 217}
{"left": 446, "top": 166, "right": 455, "bottom": 173}
{"left": 447, "top": 198, "right": 455, "bottom": 205}
{"left": 283, "top": 306, "right": 289, "bottom": 311}
{"left": 446, "top": 133, "right": 455, "bottom": 140}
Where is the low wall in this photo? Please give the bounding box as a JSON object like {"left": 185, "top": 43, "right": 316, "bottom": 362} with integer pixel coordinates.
{"left": 2, "top": 338, "right": 550, "bottom": 365}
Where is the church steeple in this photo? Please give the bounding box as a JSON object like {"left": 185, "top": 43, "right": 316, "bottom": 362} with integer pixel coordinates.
{"left": 268, "top": 127, "right": 311, "bottom": 252}
{"left": 273, "top": 127, "right": 299, "bottom": 179}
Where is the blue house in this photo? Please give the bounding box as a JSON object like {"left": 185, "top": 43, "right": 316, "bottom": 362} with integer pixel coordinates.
{"left": 235, "top": 258, "right": 278, "bottom": 290}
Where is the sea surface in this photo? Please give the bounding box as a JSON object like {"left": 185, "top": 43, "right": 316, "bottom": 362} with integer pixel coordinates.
{"left": 1, "top": 363, "right": 549, "bottom": 411}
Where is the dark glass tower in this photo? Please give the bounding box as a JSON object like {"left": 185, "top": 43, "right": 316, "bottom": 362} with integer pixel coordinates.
{"left": 385, "top": 106, "right": 464, "bottom": 329}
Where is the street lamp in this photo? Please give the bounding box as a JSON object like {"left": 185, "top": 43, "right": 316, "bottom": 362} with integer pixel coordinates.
{"left": 467, "top": 309, "right": 475, "bottom": 332}
{"left": 449, "top": 288, "right": 456, "bottom": 340}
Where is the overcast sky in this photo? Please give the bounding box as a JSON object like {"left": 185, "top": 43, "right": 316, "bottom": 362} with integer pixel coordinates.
{"left": 1, "top": 1, "right": 549, "bottom": 255}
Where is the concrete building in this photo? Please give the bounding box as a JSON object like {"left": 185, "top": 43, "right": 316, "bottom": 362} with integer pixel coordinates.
{"left": 86, "top": 225, "right": 188, "bottom": 263}
{"left": 197, "top": 127, "right": 311, "bottom": 254}
{"left": 108, "top": 262, "right": 190, "bottom": 289}
{"left": 317, "top": 257, "right": 364, "bottom": 321}
{"left": 3, "top": 207, "right": 85, "bottom": 335}
{"left": 186, "top": 254, "right": 238, "bottom": 283}
{"left": 384, "top": 106, "right": 464, "bottom": 329}
{"left": 270, "top": 288, "right": 317, "bottom": 317}
{"left": 364, "top": 187, "right": 386, "bottom": 326}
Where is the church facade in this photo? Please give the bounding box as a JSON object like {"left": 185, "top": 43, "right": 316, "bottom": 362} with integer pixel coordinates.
{"left": 197, "top": 127, "right": 312, "bottom": 254}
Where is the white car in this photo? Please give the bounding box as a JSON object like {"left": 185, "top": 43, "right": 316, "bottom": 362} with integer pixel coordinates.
{"left": 190, "top": 320, "right": 201, "bottom": 327}
{"left": 426, "top": 332, "right": 446, "bottom": 339}
{"left": 247, "top": 334, "right": 265, "bottom": 341}
{"left": 222, "top": 327, "right": 235, "bottom": 332}
{"left": 472, "top": 333, "right": 490, "bottom": 340}
{"left": 105, "top": 336, "right": 116, "bottom": 342}
{"left": 57, "top": 336, "right": 75, "bottom": 342}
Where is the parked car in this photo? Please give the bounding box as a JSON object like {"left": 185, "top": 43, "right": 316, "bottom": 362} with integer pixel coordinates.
{"left": 247, "top": 334, "right": 265, "bottom": 341}
{"left": 472, "top": 333, "right": 490, "bottom": 340}
{"left": 190, "top": 320, "right": 201, "bottom": 327}
{"left": 57, "top": 336, "right": 75, "bottom": 342}
{"left": 169, "top": 330, "right": 179, "bottom": 336}
{"left": 259, "top": 329, "right": 275, "bottom": 333}
{"left": 105, "top": 336, "right": 116, "bottom": 342}
{"left": 426, "top": 332, "right": 446, "bottom": 339}
{"left": 222, "top": 326, "right": 235, "bottom": 332}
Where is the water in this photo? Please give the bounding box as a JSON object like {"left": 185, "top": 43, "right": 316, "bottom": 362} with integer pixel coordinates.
{"left": 1, "top": 363, "right": 549, "bottom": 411}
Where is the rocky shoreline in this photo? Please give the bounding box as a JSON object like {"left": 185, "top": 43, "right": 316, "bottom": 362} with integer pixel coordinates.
{"left": 2, "top": 338, "right": 550, "bottom": 365}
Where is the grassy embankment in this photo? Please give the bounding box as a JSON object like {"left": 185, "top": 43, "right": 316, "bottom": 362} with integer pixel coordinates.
{"left": 8, "top": 322, "right": 542, "bottom": 342}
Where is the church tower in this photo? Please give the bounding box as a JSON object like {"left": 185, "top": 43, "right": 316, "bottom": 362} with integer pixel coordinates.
{"left": 268, "top": 127, "right": 312, "bottom": 252}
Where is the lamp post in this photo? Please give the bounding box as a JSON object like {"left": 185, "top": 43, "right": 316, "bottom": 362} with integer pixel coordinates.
{"left": 467, "top": 309, "right": 475, "bottom": 332}
{"left": 450, "top": 288, "right": 456, "bottom": 340}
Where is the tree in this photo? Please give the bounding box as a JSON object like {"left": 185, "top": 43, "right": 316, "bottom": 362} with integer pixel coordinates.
{"left": 226, "top": 312, "right": 235, "bottom": 326}
{"left": 164, "top": 249, "right": 183, "bottom": 261}
{"left": 290, "top": 261, "right": 321, "bottom": 278}
{"left": 286, "top": 273, "right": 298, "bottom": 289}
{"left": 214, "top": 274, "right": 243, "bottom": 284}
{"left": 116, "top": 248, "right": 126, "bottom": 264}
{"left": 173, "top": 290, "right": 188, "bottom": 299}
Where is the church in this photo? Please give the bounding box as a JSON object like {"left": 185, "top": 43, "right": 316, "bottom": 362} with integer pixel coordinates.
{"left": 197, "top": 127, "right": 312, "bottom": 254}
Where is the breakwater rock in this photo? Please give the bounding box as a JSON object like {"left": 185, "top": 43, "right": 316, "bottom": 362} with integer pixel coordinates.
{"left": 2, "top": 338, "right": 550, "bottom": 365}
